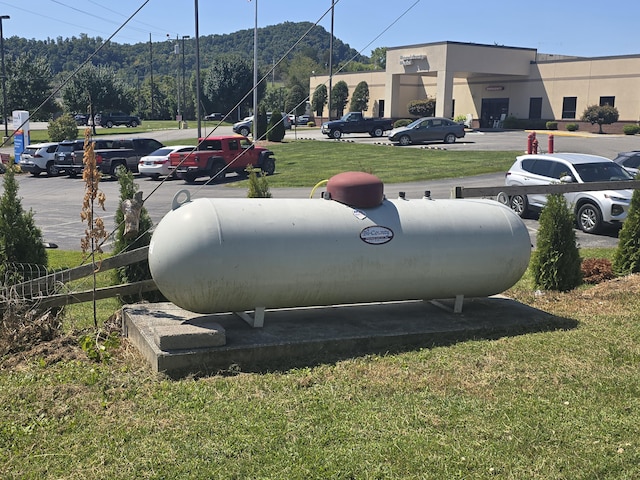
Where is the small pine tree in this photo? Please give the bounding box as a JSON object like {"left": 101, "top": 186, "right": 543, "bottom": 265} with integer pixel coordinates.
{"left": 246, "top": 166, "right": 272, "bottom": 198}
{"left": 613, "top": 187, "right": 640, "bottom": 274}
{"left": 266, "top": 110, "right": 286, "bottom": 142}
{"left": 531, "top": 193, "right": 582, "bottom": 291}
{"left": 0, "top": 165, "right": 48, "bottom": 282}
{"left": 254, "top": 105, "right": 268, "bottom": 140}
{"left": 113, "top": 170, "right": 165, "bottom": 303}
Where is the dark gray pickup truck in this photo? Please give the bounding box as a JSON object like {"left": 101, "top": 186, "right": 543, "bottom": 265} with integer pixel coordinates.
{"left": 54, "top": 138, "right": 164, "bottom": 177}
{"left": 320, "top": 111, "right": 394, "bottom": 139}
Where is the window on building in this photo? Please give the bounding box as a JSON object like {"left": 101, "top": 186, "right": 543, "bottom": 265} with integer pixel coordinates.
{"left": 562, "top": 97, "right": 577, "bottom": 119}
{"left": 378, "top": 99, "right": 385, "bottom": 118}
{"left": 529, "top": 97, "right": 542, "bottom": 119}
{"left": 599, "top": 96, "right": 615, "bottom": 107}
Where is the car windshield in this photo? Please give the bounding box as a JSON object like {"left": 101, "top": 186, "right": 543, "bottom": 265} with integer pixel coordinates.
{"left": 406, "top": 118, "right": 425, "bottom": 128}
{"left": 149, "top": 147, "right": 175, "bottom": 156}
{"left": 573, "top": 162, "right": 634, "bottom": 182}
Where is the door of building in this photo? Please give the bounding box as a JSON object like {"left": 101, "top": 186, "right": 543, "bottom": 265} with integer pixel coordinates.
{"left": 480, "top": 98, "right": 509, "bottom": 128}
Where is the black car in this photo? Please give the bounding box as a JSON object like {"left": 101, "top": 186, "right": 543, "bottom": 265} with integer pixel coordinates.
{"left": 204, "top": 112, "right": 223, "bottom": 121}
{"left": 612, "top": 151, "right": 640, "bottom": 176}
{"left": 73, "top": 113, "right": 90, "bottom": 126}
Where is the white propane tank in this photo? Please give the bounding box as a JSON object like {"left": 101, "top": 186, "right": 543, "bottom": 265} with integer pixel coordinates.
{"left": 148, "top": 187, "right": 531, "bottom": 315}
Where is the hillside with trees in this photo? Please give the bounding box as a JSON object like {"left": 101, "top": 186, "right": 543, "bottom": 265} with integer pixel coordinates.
{"left": 1, "top": 22, "right": 381, "bottom": 122}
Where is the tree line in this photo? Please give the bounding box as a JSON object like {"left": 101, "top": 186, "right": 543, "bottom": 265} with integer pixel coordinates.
{"left": 1, "top": 22, "right": 386, "bottom": 122}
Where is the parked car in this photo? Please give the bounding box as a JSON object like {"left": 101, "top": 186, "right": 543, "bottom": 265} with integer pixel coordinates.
{"left": 53, "top": 139, "right": 116, "bottom": 176}
{"left": 204, "top": 112, "right": 224, "bottom": 121}
{"left": 505, "top": 152, "right": 634, "bottom": 234}
{"left": 388, "top": 117, "right": 465, "bottom": 146}
{"left": 96, "top": 112, "right": 141, "bottom": 128}
{"left": 232, "top": 113, "right": 291, "bottom": 136}
{"left": 74, "top": 113, "right": 89, "bottom": 126}
{"left": 612, "top": 151, "right": 640, "bottom": 176}
{"left": 18, "top": 142, "right": 60, "bottom": 176}
{"left": 138, "top": 145, "right": 195, "bottom": 179}
{"left": 295, "top": 114, "right": 311, "bottom": 125}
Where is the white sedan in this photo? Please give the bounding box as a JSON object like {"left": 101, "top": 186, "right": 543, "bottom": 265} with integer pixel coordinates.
{"left": 138, "top": 145, "right": 195, "bottom": 179}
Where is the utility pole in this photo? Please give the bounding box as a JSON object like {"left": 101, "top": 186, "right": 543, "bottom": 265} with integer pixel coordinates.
{"left": 182, "top": 35, "right": 190, "bottom": 121}
{"left": 194, "top": 0, "right": 201, "bottom": 138}
{"left": 149, "top": 33, "right": 154, "bottom": 120}
{"left": 328, "top": 0, "right": 334, "bottom": 121}
{"left": 0, "top": 15, "right": 9, "bottom": 140}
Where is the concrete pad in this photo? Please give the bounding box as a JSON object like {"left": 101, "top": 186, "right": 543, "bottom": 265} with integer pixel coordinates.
{"left": 122, "top": 297, "right": 572, "bottom": 379}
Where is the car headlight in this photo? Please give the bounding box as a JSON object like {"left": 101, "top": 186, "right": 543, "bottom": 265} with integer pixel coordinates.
{"left": 604, "top": 194, "right": 630, "bottom": 202}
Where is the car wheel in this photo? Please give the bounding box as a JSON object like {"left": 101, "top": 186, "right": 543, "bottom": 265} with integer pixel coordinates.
{"left": 577, "top": 203, "right": 602, "bottom": 234}
{"left": 183, "top": 172, "right": 197, "bottom": 184}
{"left": 46, "top": 162, "right": 59, "bottom": 177}
{"left": 239, "top": 127, "right": 250, "bottom": 137}
{"left": 261, "top": 157, "right": 275, "bottom": 176}
{"left": 444, "top": 133, "right": 457, "bottom": 144}
{"left": 68, "top": 170, "right": 78, "bottom": 178}
{"left": 398, "top": 135, "right": 411, "bottom": 146}
{"left": 106, "top": 121, "right": 114, "bottom": 128}
{"left": 209, "top": 162, "right": 226, "bottom": 182}
{"left": 30, "top": 168, "right": 42, "bottom": 177}
{"left": 130, "top": 120, "right": 138, "bottom": 128}
{"left": 371, "top": 127, "right": 384, "bottom": 137}
{"left": 110, "top": 162, "right": 128, "bottom": 178}
{"left": 331, "top": 129, "right": 342, "bottom": 139}
{"left": 509, "top": 194, "right": 529, "bottom": 218}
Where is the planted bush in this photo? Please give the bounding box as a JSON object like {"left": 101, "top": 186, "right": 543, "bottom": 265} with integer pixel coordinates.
{"left": 566, "top": 123, "right": 579, "bottom": 131}
{"left": 393, "top": 119, "right": 412, "bottom": 128}
{"left": 531, "top": 193, "right": 582, "bottom": 291}
{"left": 545, "top": 121, "right": 558, "bottom": 130}
{"left": 623, "top": 124, "right": 640, "bottom": 135}
{"left": 613, "top": 187, "right": 640, "bottom": 275}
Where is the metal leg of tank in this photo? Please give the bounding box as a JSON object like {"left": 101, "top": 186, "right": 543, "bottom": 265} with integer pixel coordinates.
{"left": 235, "top": 307, "right": 265, "bottom": 328}
{"left": 454, "top": 295, "right": 464, "bottom": 314}
{"left": 429, "top": 295, "right": 465, "bottom": 314}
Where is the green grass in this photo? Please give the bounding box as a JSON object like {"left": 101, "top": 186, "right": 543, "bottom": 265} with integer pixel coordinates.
{"left": 1, "top": 248, "right": 638, "bottom": 478}
{"left": 2, "top": 132, "right": 638, "bottom": 478}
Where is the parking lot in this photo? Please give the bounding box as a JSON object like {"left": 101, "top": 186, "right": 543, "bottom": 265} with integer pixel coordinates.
{"left": 6, "top": 126, "right": 637, "bottom": 251}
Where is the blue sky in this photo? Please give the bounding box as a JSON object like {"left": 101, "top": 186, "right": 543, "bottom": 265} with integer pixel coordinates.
{"left": 0, "top": 0, "right": 637, "bottom": 58}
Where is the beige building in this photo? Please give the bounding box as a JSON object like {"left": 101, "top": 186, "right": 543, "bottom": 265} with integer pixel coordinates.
{"left": 309, "top": 41, "right": 640, "bottom": 129}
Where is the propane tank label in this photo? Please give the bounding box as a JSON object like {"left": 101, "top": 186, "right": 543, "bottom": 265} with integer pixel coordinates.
{"left": 360, "top": 226, "right": 394, "bottom": 245}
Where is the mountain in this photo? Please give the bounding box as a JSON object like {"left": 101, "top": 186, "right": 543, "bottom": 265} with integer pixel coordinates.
{"left": 5, "top": 21, "right": 368, "bottom": 79}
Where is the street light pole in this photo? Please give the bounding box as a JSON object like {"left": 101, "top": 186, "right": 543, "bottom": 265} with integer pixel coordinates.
{"left": 0, "top": 15, "right": 9, "bottom": 140}
{"left": 182, "top": 35, "right": 190, "bottom": 121}
{"left": 194, "top": 0, "right": 201, "bottom": 138}
{"left": 253, "top": 0, "right": 258, "bottom": 131}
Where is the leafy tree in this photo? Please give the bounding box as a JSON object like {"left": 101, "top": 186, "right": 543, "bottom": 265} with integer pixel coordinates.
{"left": 266, "top": 110, "right": 286, "bottom": 142}
{"left": 285, "top": 84, "right": 307, "bottom": 117}
{"left": 613, "top": 186, "right": 640, "bottom": 275}
{"left": 62, "top": 64, "right": 134, "bottom": 133}
{"left": 47, "top": 113, "right": 78, "bottom": 142}
{"left": 331, "top": 80, "right": 349, "bottom": 118}
{"left": 261, "top": 85, "right": 287, "bottom": 114}
{"left": 581, "top": 104, "right": 619, "bottom": 134}
{"left": 112, "top": 170, "right": 164, "bottom": 303}
{"left": 408, "top": 98, "right": 436, "bottom": 117}
{"left": 0, "top": 165, "right": 47, "bottom": 282}
{"left": 370, "top": 47, "right": 387, "bottom": 69}
{"left": 531, "top": 193, "right": 582, "bottom": 291}
{"left": 349, "top": 81, "right": 369, "bottom": 112}
{"left": 203, "top": 54, "right": 264, "bottom": 118}
{"left": 311, "top": 84, "right": 328, "bottom": 117}
{"left": 5, "top": 53, "right": 57, "bottom": 120}
{"left": 286, "top": 54, "right": 319, "bottom": 91}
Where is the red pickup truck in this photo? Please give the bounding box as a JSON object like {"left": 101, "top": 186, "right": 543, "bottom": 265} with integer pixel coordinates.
{"left": 169, "top": 135, "right": 276, "bottom": 183}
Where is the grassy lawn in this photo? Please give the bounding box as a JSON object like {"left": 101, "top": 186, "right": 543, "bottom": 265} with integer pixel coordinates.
{"left": 2, "top": 130, "right": 639, "bottom": 478}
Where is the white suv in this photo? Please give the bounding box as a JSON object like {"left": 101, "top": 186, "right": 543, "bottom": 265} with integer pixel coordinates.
{"left": 505, "top": 153, "right": 633, "bottom": 234}
{"left": 18, "top": 142, "right": 59, "bottom": 177}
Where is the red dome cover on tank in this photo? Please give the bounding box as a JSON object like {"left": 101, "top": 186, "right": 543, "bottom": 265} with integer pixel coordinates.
{"left": 326, "top": 171, "right": 384, "bottom": 208}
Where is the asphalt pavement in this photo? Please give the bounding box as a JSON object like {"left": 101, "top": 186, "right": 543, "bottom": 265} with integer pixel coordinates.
{"left": 5, "top": 124, "right": 636, "bottom": 251}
